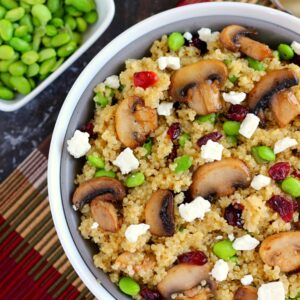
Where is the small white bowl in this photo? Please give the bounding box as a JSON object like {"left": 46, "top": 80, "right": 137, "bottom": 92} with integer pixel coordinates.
{"left": 0, "top": 0, "right": 115, "bottom": 112}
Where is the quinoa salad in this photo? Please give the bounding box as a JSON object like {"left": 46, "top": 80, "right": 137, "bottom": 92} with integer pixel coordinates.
{"left": 67, "top": 25, "right": 300, "bottom": 300}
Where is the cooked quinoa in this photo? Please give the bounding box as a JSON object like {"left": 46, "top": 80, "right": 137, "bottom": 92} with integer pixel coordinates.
{"left": 70, "top": 26, "right": 300, "bottom": 299}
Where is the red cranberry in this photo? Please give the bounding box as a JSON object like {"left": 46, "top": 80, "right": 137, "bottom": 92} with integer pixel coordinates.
{"left": 292, "top": 54, "right": 300, "bottom": 67}
{"left": 176, "top": 0, "right": 210, "bottom": 7}
{"left": 267, "top": 195, "right": 298, "bottom": 223}
{"left": 226, "top": 105, "right": 249, "bottom": 122}
{"left": 190, "top": 35, "right": 207, "bottom": 53}
{"left": 268, "top": 162, "right": 291, "bottom": 181}
{"left": 197, "top": 132, "right": 222, "bottom": 147}
{"left": 133, "top": 71, "right": 158, "bottom": 89}
{"left": 167, "top": 122, "right": 181, "bottom": 141}
{"left": 168, "top": 143, "right": 179, "bottom": 161}
{"left": 80, "top": 122, "right": 94, "bottom": 137}
{"left": 177, "top": 251, "right": 208, "bottom": 266}
{"left": 224, "top": 203, "right": 244, "bottom": 228}
{"left": 292, "top": 170, "right": 300, "bottom": 180}
{"left": 140, "top": 288, "right": 162, "bottom": 300}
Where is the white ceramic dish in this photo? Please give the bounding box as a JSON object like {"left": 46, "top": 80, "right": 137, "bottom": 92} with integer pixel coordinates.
{"left": 48, "top": 3, "right": 300, "bottom": 299}
{"left": 0, "top": 0, "right": 115, "bottom": 112}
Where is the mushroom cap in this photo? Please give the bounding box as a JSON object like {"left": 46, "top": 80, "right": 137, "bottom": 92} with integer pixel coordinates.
{"left": 115, "top": 96, "right": 158, "bottom": 149}
{"left": 248, "top": 68, "right": 299, "bottom": 115}
{"left": 157, "top": 263, "right": 214, "bottom": 299}
{"left": 234, "top": 286, "right": 258, "bottom": 300}
{"left": 259, "top": 231, "right": 300, "bottom": 272}
{"left": 72, "top": 177, "right": 126, "bottom": 209}
{"left": 145, "top": 189, "right": 175, "bottom": 237}
{"left": 190, "top": 158, "right": 251, "bottom": 200}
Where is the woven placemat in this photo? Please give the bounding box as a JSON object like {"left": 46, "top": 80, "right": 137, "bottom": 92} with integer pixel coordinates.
{"left": 0, "top": 1, "right": 275, "bottom": 299}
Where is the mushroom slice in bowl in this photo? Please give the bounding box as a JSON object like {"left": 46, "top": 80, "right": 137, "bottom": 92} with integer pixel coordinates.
{"left": 145, "top": 189, "right": 175, "bottom": 237}
{"left": 220, "top": 25, "right": 272, "bottom": 61}
{"left": 115, "top": 96, "right": 158, "bottom": 149}
{"left": 169, "top": 60, "right": 228, "bottom": 115}
{"left": 190, "top": 158, "right": 251, "bottom": 200}
{"left": 259, "top": 231, "right": 300, "bottom": 272}
{"left": 234, "top": 286, "right": 257, "bottom": 300}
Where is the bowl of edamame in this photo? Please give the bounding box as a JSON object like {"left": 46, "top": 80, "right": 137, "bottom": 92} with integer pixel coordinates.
{"left": 0, "top": 0, "right": 114, "bottom": 111}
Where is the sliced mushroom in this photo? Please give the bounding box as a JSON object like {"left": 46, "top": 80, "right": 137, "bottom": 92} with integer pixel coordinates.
{"left": 157, "top": 263, "right": 215, "bottom": 299}
{"left": 169, "top": 60, "right": 228, "bottom": 115}
{"left": 190, "top": 158, "right": 251, "bottom": 200}
{"left": 145, "top": 189, "right": 175, "bottom": 237}
{"left": 248, "top": 68, "right": 299, "bottom": 117}
{"left": 259, "top": 231, "right": 300, "bottom": 272}
{"left": 72, "top": 177, "right": 126, "bottom": 209}
{"left": 220, "top": 25, "right": 272, "bottom": 61}
{"left": 115, "top": 96, "right": 158, "bottom": 149}
{"left": 234, "top": 286, "right": 258, "bottom": 300}
{"left": 270, "top": 90, "right": 300, "bottom": 127}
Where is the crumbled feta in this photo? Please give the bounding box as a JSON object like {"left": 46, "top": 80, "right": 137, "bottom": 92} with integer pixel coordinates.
{"left": 72, "top": 204, "right": 78, "bottom": 211}
{"left": 104, "top": 75, "right": 120, "bottom": 89}
{"left": 241, "top": 274, "right": 254, "bottom": 286}
{"left": 183, "top": 31, "right": 193, "bottom": 41}
{"left": 233, "top": 234, "right": 260, "bottom": 251}
{"left": 201, "top": 140, "right": 224, "bottom": 162}
{"left": 216, "top": 235, "right": 223, "bottom": 240}
{"left": 157, "top": 56, "right": 180, "bottom": 70}
{"left": 291, "top": 41, "right": 300, "bottom": 55}
{"left": 222, "top": 91, "right": 246, "bottom": 105}
{"left": 113, "top": 148, "right": 139, "bottom": 174}
{"left": 67, "top": 130, "right": 91, "bottom": 159}
{"left": 179, "top": 196, "right": 211, "bottom": 222}
{"left": 125, "top": 223, "right": 150, "bottom": 243}
{"left": 198, "top": 28, "right": 219, "bottom": 43}
{"left": 91, "top": 222, "right": 99, "bottom": 230}
{"left": 274, "top": 137, "right": 298, "bottom": 154}
{"left": 211, "top": 259, "right": 229, "bottom": 282}
{"left": 157, "top": 102, "right": 173, "bottom": 116}
{"left": 251, "top": 175, "right": 271, "bottom": 190}
{"left": 228, "top": 233, "right": 235, "bottom": 241}
{"left": 258, "top": 281, "right": 285, "bottom": 300}
{"left": 239, "top": 113, "right": 260, "bottom": 139}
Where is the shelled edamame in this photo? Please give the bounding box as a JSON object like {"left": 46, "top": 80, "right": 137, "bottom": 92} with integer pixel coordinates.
{"left": 0, "top": 0, "right": 98, "bottom": 100}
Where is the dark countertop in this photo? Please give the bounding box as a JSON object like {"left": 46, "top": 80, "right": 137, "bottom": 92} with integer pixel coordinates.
{"left": 0, "top": 0, "right": 177, "bottom": 181}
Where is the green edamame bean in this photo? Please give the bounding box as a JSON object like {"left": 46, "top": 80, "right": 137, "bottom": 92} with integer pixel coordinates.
{"left": 57, "top": 41, "right": 76, "bottom": 57}
{"left": 87, "top": 154, "right": 105, "bottom": 168}
{"left": 76, "top": 17, "right": 87, "bottom": 32}
{"left": 0, "top": 0, "right": 18, "bottom": 10}
{"left": 14, "top": 25, "right": 28, "bottom": 37}
{"left": 38, "top": 48, "right": 56, "bottom": 62}
{"left": 223, "top": 121, "right": 241, "bottom": 136}
{"left": 143, "top": 137, "right": 153, "bottom": 155}
{"left": 31, "top": 4, "right": 51, "bottom": 26}
{"left": 94, "top": 169, "right": 116, "bottom": 178}
{"left": 5, "top": 7, "right": 25, "bottom": 22}
{"left": 281, "top": 177, "right": 300, "bottom": 197}
{"left": 125, "top": 172, "right": 145, "bottom": 188}
{"left": 179, "top": 132, "right": 190, "bottom": 148}
{"left": 10, "top": 75, "right": 31, "bottom": 94}
{"left": 51, "top": 32, "right": 70, "bottom": 47}
{"left": 64, "top": 15, "right": 76, "bottom": 30}
{"left": 45, "top": 24, "right": 57, "bottom": 36}
{"left": 278, "top": 43, "right": 294, "bottom": 60}
{"left": 0, "top": 19, "right": 13, "bottom": 41}
{"left": 229, "top": 75, "right": 238, "bottom": 84}
{"left": 22, "top": 0, "right": 45, "bottom": 4}
{"left": 251, "top": 146, "right": 275, "bottom": 164}
{"left": 42, "top": 36, "right": 51, "bottom": 47}
{"left": 65, "top": 5, "right": 81, "bottom": 17}
{"left": 213, "top": 240, "right": 236, "bottom": 261}
{"left": 28, "top": 77, "right": 35, "bottom": 88}
{"left": 21, "top": 33, "right": 32, "bottom": 42}
{"left": 247, "top": 57, "right": 265, "bottom": 71}
{"left": 32, "top": 27, "right": 45, "bottom": 51}
{"left": 26, "top": 62, "right": 39, "bottom": 77}
{"left": 0, "top": 85, "right": 14, "bottom": 99}
{"left": 32, "top": 15, "right": 41, "bottom": 26}
{"left": 0, "top": 72, "right": 13, "bottom": 88}
{"left": 20, "top": 1, "right": 31, "bottom": 12}
{"left": 119, "top": 277, "right": 140, "bottom": 296}
{"left": 50, "top": 17, "right": 63, "bottom": 27}
{"left": 94, "top": 92, "right": 108, "bottom": 107}
{"left": 39, "top": 56, "right": 56, "bottom": 75}
{"left": 174, "top": 155, "right": 192, "bottom": 173}
{"left": 84, "top": 10, "right": 97, "bottom": 24}
{"left": 47, "top": 0, "right": 60, "bottom": 13}
{"left": 0, "top": 6, "right": 7, "bottom": 19}
{"left": 227, "top": 135, "right": 237, "bottom": 147}
{"left": 197, "top": 113, "right": 217, "bottom": 124}
{"left": 52, "top": 5, "right": 63, "bottom": 17}
{"left": 20, "top": 14, "right": 33, "bottom": 32}
{"left": 50, "top": 56, "right": 63, "bottom": 71}
{"left": 21, "top": 50, "right": 39, "bottom": 65}
{"left": 8, "top": 60, "right": 27, "bottom": 76}
{"left": 72, "top": 31, "right": 81, "bottom": 44}
{"left": 0, "top": 52, "right": 18, "bottom": 71}
{"left": 168, "top": 32, "right": 185, "bottom": 51}
{"left": 9, "top": 37, "right": 31, "bottom": 52}
{"left": 66, "top": 0, "right": 94, "bottom": 13}
{"left": 0, "top": 44, "right": 14, "bottom": 59}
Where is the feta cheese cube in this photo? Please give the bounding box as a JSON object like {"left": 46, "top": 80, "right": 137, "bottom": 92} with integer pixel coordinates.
{"left": 157, "top": 56, "right": 180, "bottom": 70}
{"left": 179, "top": 196, "right": 211, "bottom": 222}
{"left": 72, "top": 204, "right": 78, "bottom": 211}
{"left": 251, "top": 175, "right": 271, "bottom": 190}
{"left": 239, "top": 113, "right": 260, "bottom": 139}
{"left": 91, "top": 222, "right": 99, "bottom": 230}
{"left": 67, "top": 130, "right": 91, "bottom": 159}
{"left": 233, "top": 234, "right": 260, "bottom": 251}
{"left": 222, "top": 91, "right": 246, "bottom": 105}
{"left": 183, "top": 31, "right": 193, "bottom": 41}
{"left": 274, "top": 137, "right": 298, "bottom": 154}
{"left": 157, "top": 102, "right": 173, "bottom": 116}
{"left": 198, "top": 28, "right": 219, "bottom": 43}
{"left": 201, "top": 140, "right": 224, "bottom": 162}
{"left": 113, "top": 148, "right": 139, "bottom": 174}
{"left": 258, "top": 281, "right": 285, "bottom": 300}
{"left": 104, "top": 75, "right": 120, "bottom": 89}
{"left": 228, "top": 233, "right": 235, "bottom": 241}
{"left": 211, "top": 259, "right": 229, "bottom": 282}
{"left": 241, "top": 274, "right": 254, "bottom": 286}
{"left": 125, "top": 223, "right": 150, "bottom": 243}
{"left": 216, "top": 235, "right": 223, "bottom": 240}
{"left": 291, "top": 41, "right": 300, "bottom": 55}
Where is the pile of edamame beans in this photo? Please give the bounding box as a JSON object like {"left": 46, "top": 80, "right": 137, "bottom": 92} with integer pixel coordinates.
{"left": 0, "top": 0, "right": 98, "bottom": 100}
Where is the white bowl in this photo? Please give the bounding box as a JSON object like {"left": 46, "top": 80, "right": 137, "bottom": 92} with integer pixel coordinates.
{"left": 48, "top": 3, "right": 300, "bottom": 299}
{"left": 0, "top": 0, "right": 115, "bottom": 112}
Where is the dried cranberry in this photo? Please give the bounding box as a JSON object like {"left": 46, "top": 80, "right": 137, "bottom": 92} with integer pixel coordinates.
{"left": 292, "top": 170, "right": 300, "bottom": 180}
{"left": 224, "top": 203, "right": 244, "bottom": 228}
{"left": 80, "top": 122, "right": 94, "bottom": 137}
{"left": 267, "top": 195, "right": 298, "bottom": 223}
{"left": 140, "top": 288, "right": 162, "bottom": 300}
{"left": 133, "top": 71, "right": 158, "bottom": 89}
{"left": 292, "top": 54, "right": 300, "bottom": 67}
{"left": 176, "top": 0, "right": 210, "bottom": 7}
{"left": 168, "top": 144, "right": 179, "bottom": 161}
{"left": 190, "top": 35, "right": 207, "bottom": 53}
{"left": 226, "top": 105, "right": 249, "bottom": 122}
{"left": 268, "top": 162, "right": 291, "bottom": 181}
{"left": 167, "top": 122, "right": 181, "bottom": 141}
{"left": 197, "top": 132, "right": 222, "bottom": 147}
{"left": 177, "top": 250, "right": 208, "bottom": 266}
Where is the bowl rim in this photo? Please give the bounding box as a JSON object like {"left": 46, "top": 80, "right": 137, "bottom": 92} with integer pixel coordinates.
{"left": 0, "top": 0, "right": 115, "bottom": 112}
{"left": 48, "top": 2, "right": 300, "bottom": 299}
